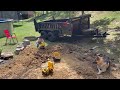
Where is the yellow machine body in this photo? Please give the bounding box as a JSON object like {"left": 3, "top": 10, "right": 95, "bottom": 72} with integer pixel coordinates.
{"left": 42, "top": 60, "right": 54, "bottom": 75}
{"left": 52, "top": 51, "right": 61, "bottom": 59}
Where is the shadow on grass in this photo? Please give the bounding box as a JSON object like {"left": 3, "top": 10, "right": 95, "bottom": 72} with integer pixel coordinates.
{"left": 113, "top": 33, "right": 120, "bottom": 36}
{"left": 27, "top": 14, "right": 47, "bottom": 22}
{"left": 0, "top": 37, "right": 4, "bottom": 39}
{"left": 3, "top": 43, "right": 17, "bottom": 46}
{"left": 24, "top": 36, "right": 38, "bottom": 41}
{"left": 91, "top": 17, "right": 116, "bottom": 30}
{"left": 13, "top": 25, "right": 23, "bottom": 28}
{"left": 27, "top": 12, "right": 54, "bottom": 22}
{"left": 54, "top": 36, "right": 105, "bottom": 44}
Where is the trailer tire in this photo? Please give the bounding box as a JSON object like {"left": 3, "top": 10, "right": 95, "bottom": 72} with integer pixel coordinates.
{"left": 40, "top": 31, "right": 48, "bottom": 39}
{"left": 47, "top": 32, "right": 56, "bottom": 42}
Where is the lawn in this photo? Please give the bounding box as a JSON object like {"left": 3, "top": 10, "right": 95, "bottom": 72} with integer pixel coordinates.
{"left": 1, "top": 11, "right": 120, "bottom": 53}
{"left": 0, "top": 21, "right": 39, "bottom": 53}
{"left": 89, "top": 11, "right": 120, "bottom": 29}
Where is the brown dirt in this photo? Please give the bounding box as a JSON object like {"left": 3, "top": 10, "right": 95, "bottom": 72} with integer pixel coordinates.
{"left": 0, "top": 43, "right": 119, "bottom": 79}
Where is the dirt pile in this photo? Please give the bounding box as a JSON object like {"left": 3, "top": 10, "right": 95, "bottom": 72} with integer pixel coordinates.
{"left": 0, "top": 43, "right": 119, "bottom": 79}
{"left": 0, "top": 46, "right": 40, "bottom": 79}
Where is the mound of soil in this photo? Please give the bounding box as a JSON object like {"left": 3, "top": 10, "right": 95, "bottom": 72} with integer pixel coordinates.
{"left": 0, "top": 43, "right": 119, "bottom": 79}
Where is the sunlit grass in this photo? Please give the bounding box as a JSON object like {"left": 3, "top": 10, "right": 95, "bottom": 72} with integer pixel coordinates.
{"left": 0, "top": 21, "right": 39, "bottom": 52}
{"left": 1, "top": 11, "right": 120, "bottom": 54}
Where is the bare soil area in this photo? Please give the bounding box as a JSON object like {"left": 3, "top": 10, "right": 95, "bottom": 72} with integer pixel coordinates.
{"left": 0, "top": 41, "right": 120, "bottom": 79}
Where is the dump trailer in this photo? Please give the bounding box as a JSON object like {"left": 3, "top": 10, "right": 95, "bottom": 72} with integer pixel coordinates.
{"left": 34, "top": 14, "right": 107, "bottom": 42}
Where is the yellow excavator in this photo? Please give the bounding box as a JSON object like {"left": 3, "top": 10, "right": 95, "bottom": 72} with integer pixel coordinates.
{"left": 42, "top": 59, "right": 54, "bottom": 75}
{"left": 52, "top": 50, "right": 61, "bottom": 62}
{"left": 39, "top": 41, "right": 46, "bottom": 49}
{"left": 36, "top": 37, "right": 46, "bottom": 49}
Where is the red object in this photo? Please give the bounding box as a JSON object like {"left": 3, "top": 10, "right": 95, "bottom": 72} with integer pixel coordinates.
{"left": 63, "top": 22, "right": 69, "bottom": 27}
{"left": 4, "top": 29, "right": 18, "bottom": 45}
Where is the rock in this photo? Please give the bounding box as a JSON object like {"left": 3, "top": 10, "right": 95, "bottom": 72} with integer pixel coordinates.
{"left": 16, "top": 43, "right": 25, "bottom": 51}
{"left": 85, "top": 56, "right": 93, "bottom": 61}
{"left": 1, "top": 52, "right": 13, "bottom": 60}
{"left": 68, "top": 50, "right": 73, "bottom": 53}
{"left": 17, "top": 46, "right": 24, "bottom": 51}
{"left": 35, "top": 57, "right": 39, "bottom": 59}
{"left": 22, "top": 42, "right": 27, "bottom": 48}
{"left": 17, "top": 45, "right": 22, "bottom": 48}
{"left": 20, "top": 47, "right": 25, "bottom": 51}
{"left": 0, "top": 59, "right": 4, "bottom": 63}
{"left": 90, "top": 46, "right": 98, "bottom": 50}
{"left": 27, "top": 53, "right": 29, "bottom": 56}
{"left": 24, "top": 36, "right": 37, "bottom": 41}
{"left": 111, "top": 67, "right": 118, "bottom": 71}
{"left": 23, "top": 39, "right": 30, "bottom": 47}
{"left": 84, "top": 53, "right": 88, "bottom": 56}
{"left": 111, "top": 63, "right": 120, "bottom": 71}
{"left": 15, "top": 48, "right": 21, "bottom": 55}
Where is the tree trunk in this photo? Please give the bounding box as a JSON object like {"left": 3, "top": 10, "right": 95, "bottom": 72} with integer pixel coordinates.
{"left": 68, "top": 11, "right": 71, "bottom": 18}
{"left": 82, "top": 11, "right": 84, "bottom": 15}
{"left": 33, "top": 11, "right": 36, "bottom": 17}
{"left": 43, "top": 11, "right": 44, "bottom": 15}
{"left": 0, "top": 51, "right": 1, "bottom": 57}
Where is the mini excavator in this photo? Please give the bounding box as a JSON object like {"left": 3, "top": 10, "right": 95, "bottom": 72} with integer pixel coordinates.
{"left": 42, "top": 58, "right": 54, "bottom": 75}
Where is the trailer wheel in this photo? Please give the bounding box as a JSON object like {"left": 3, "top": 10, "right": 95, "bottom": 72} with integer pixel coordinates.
{"left": 40, "top": 31, "right": 48, "bottom": 39}
{"left": 47, "top": 32, "right": 56, "bottom": 42}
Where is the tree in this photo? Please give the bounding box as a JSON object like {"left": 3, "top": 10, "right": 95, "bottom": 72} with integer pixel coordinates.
{"left": 67, "top": 11, "right": 75, "bottom": 18}
{"left": 82, "top": 11, "right": 84, "bottom": 15}
{"left": 33, "top": 11, "right": 37, "bottom": 17}
{"left": 46, "top": 11, "right": 48, "bottom": 14}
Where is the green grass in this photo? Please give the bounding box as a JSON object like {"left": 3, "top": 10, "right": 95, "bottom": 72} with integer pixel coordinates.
{"left": 0, "top": 21, "right": 39, "bottom": 53}
{"left": 33, "top": 11, "right": 120, "bottom": 29}
{"left": 1, "top": 11, "right": 120, "bottom": 53}
{"left": 90, "top": 11, "right": 120, "bottom": 29}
